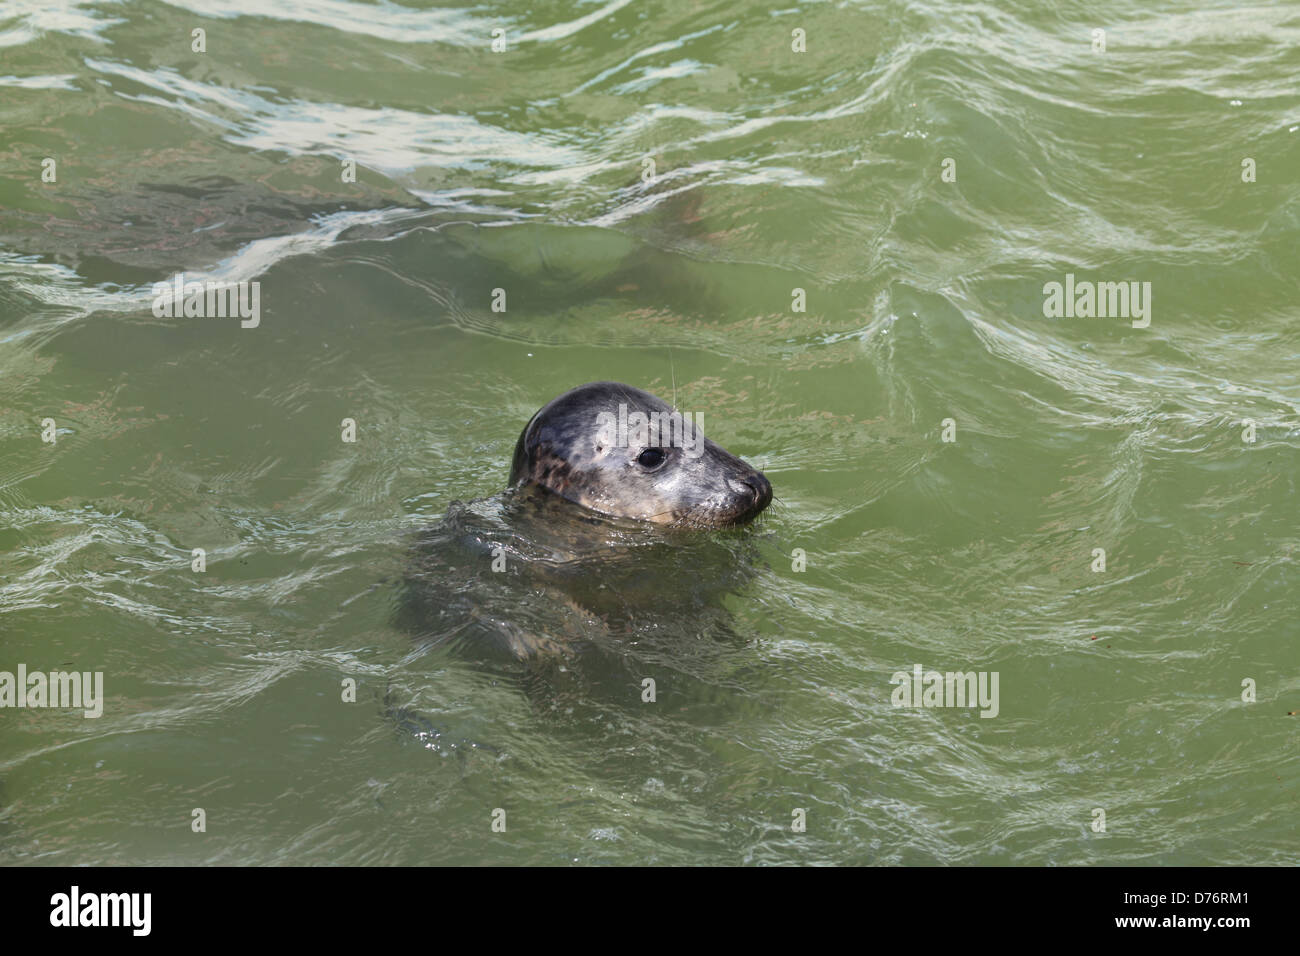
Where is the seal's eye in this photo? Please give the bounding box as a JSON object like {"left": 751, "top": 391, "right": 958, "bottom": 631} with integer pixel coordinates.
{"left": 636, "top": 447, "right": 667, "bottom": 470}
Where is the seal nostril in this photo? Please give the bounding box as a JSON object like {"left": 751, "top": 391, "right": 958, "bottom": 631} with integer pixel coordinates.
{"left": 727, "top": 477, "right": 752, "bottom": 496}
{"left": 728, "top": 472, "right": 773, "bottom": 509}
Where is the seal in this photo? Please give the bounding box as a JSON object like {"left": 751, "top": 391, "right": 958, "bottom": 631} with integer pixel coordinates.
{"left": 508, "top": 381, "right": 772, "bottom": 529}
{"left": 396, "top": 382, "right": 771, "bottom": 665}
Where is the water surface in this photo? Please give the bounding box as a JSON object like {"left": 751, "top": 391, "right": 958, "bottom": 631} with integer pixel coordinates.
{"left": 0, "top": 0, "right": 1297, "bottom": 865}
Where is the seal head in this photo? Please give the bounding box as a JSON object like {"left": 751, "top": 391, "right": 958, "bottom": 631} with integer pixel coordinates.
{"left": 508, "top": 382, "right": 772, "bottom": 528}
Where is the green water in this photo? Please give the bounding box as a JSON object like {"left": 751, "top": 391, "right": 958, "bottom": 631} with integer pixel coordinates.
{"left": 1, "top": 0, "right": 1297, "bottom": 865}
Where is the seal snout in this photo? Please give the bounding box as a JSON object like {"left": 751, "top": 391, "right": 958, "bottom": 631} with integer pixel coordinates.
{"left": 727, "top": 470, "right": 773, "bottom": 515}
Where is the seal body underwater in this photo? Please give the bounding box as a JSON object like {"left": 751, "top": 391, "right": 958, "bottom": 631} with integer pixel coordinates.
{"left": 397, "top": 382, "right": 773, "bottom": 662}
